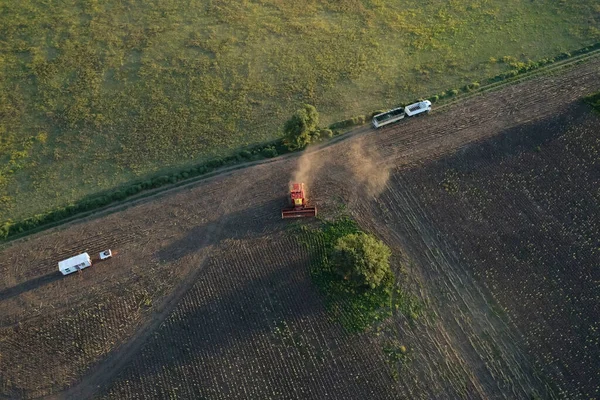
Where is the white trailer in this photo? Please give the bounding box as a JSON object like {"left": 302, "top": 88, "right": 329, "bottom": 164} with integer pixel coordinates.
{"left": 372, "top": 107, "right": 406, "bottom": 128}
{"left": 404, "top": 100, "right": 431, "bottom": 117}
{"left": 372, "top": 100, "right": 432, "bottom": 128}
{"left": 58, "top": 253, "right": 92, "bottom": 275}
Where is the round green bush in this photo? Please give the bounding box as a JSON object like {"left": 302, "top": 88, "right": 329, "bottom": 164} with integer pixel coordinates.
{"left": 53, "top": 208, "right": 68, "bottom": 220}
{"left": 262, "top": 147, "right": 278, "bottom": 158}
{"left": 141, "top": 180, "right": 153, "bottom": 190}
{"left": 112, "top": 190, "right": 127, "bottom": 201}
{"left": 321, "top": 128, "right": 334, "bottom": 138}
{"left": 21, "top": 219, "right": 35, "bottom": 230}
{"left": 329, "top": 119, "right": 354, "bottom": 130}
{"left": 154, "top": 176, "right": 170, "bottom": 186}
{"left": 351, "top": 115, "right": 366, "bottom": 125}
{"left": 239, "top": 150, "right": 252, "bottom": 159}
{"left": 0, "top": 222, "right": 13, "bottom": 238}
{"left": 558, "top": 52, "right": 571, "bottom": 60}
{"left": 207, "top": 158, "right": 224, "bottom": 168}
{"left": 42, "top": 213, "right": 55, "bottom": 224}
{"left": 76, "top": 201, "right": 91, "bottom": 212}
{"left": 84, "top": 198, "right": 99, "bottom": 209}
{"left": 125, "top": 185, "right": 140, "bottom": 196}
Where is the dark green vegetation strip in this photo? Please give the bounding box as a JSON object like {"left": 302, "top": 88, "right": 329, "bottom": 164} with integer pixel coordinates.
{"left": 2, "top": 41, "right": 600, "bottom": 242}
{"left": 584, "top": 91, "right": 600, "bottom": 112}
{"left": 0, "top": 0, "right": 599, "bottom": 224}
{"left": 2, "top": 42, "right": 600, "bottom": 242}
{"left": 0, "top": 140, "right": 286, "bottom": 240}
{"left": 297, "top": 218, "right": 421, "bottom": 332}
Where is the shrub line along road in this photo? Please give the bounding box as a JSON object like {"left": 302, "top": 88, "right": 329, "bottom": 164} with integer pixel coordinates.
{"left": 0, "top": 54, "right": 596, "bottom": 399}
{"left": 4, "top": 47, "right": 599, "bottom": 248}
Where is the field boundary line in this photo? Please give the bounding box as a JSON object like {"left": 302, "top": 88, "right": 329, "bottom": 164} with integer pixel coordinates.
{"left": 2, "top": 50, "right": 599, "bottom": 248}
{"left": 433, "top": 48, "right": 600, "bottom": 111}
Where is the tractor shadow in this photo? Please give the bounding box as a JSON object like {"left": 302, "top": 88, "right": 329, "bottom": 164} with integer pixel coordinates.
{"left": 0, "top": 271, "right": 63, "bottom": 302}
{"left": 156, "top": 197, "right": 294, "bottom": 263}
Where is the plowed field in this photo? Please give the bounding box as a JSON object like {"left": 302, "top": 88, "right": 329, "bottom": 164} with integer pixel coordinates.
{"left": 1, "top": 57, "right": 599, "bottom": 399}
{"left": 396, "top": 106, "right": 600, "bottom": 398}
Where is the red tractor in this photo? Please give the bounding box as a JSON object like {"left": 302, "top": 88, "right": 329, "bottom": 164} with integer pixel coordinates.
{"left": 281, "top": 183, "right": 317, "bottom": 219}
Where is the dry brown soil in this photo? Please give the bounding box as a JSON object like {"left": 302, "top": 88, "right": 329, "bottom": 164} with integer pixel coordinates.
{"left": 0, "top": 57, "right": 599, "bottom": 399}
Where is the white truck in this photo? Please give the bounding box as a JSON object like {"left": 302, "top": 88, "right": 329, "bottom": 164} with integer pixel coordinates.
{"left": 404, "top": 100, "right": 432, "bottom": 117}
{"left": 372, "top": 100, "right": 431, "bottom": 128}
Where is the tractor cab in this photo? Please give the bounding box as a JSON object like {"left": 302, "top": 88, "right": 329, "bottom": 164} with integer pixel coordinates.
{"left": 282, "top": 183, "right": 317, "bottom": 219}
{"left": 290, "top": 183, "right": 305, "bottom": 207}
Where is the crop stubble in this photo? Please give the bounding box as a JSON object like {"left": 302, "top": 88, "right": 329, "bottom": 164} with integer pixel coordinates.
{"left": 393, "top": 108, "right": 600, "bottom": 398}
{"left": 104, "top": 235, "right": 401, "bottom": 399}
{"left": 0, "top": 57, "right": 599, "bottom": 399}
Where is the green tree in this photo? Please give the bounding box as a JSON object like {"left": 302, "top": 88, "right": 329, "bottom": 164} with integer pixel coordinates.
{"left": 330, "top": 232, "right": 392, "bottom": 289}
{"left": 283, "top": 104, "right": 320, "bottom": 150}
{"left": 0, "top": 220, "right": 12, "bottom": 239}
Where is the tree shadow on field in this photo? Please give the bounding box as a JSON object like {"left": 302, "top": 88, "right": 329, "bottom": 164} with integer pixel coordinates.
{"left": 448, "top": 101, "right": 591, "bottom": 172}
{"left": 112, "top": 257, "right": 328, "bottom": 397}
{"left": 0, "top": 271, "right": 63, "bottom": 302}
{"left": 156, "top": 197, "right": 290, "bottom": 263}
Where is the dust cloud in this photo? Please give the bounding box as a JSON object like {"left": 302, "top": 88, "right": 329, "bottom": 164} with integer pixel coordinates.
{"left": 347, "top": 139, "right": 391, "bottom": 198}
{"left": 287, "top": 138, "right": 391, "bottom": 200}
{"left": 290, "top": 150, "right": 326, "bottom": 196}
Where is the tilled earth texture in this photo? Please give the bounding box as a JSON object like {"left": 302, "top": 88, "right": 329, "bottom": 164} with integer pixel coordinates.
{"left": 0, "top": 58, "right": 599, "bottom": 399}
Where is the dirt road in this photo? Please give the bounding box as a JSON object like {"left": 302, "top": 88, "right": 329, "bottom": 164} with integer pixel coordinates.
{"left": 0, "top": 55, "right": 598, "bottom": 399}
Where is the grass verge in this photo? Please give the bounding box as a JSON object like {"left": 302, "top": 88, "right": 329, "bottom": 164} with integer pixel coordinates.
{"left": 1, "top": 0, "right": 599, "bottom": 223}
{"left": 2, "top": 43, "right": 600, "bottom": 242}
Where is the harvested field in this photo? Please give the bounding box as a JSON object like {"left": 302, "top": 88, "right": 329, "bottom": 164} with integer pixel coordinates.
{"left": 103, "top": 235, "right": 400, "bottom": 400}
{"left": 0, "top": 57, "right": 599, "bottom": 399}
{"left": 396, "top": 105, "right": 600, "bottom": 398}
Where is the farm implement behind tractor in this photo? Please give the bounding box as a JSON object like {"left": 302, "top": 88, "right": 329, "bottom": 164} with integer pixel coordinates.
{"left": 281, "top": 183, "right": 317, "bottom": 219}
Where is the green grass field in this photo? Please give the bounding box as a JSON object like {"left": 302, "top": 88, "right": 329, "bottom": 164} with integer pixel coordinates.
{"left": 0, "top": 0, "right": 599, "bottom": 222}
